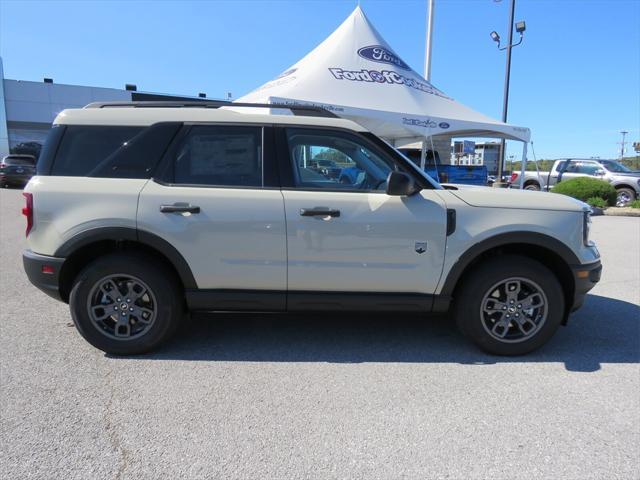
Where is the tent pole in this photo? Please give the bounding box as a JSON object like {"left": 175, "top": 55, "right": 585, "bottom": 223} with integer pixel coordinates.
{"left": 420, "top": 140, "right": 427, "bottom": 170}
{"left": 519, "top": 141, "right": 528, "bottom": 190}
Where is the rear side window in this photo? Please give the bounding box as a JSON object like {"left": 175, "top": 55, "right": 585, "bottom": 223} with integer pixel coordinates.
{"left": 172, "top": 125, "right": 262, "bottom": 187}
{"left": 51, "top": 126, "right": 143, "bottom": 176}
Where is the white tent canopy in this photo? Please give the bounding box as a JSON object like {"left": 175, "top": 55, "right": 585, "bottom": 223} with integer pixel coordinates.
{"left": 237, "top": 6, "right": 531, "bottom": 145}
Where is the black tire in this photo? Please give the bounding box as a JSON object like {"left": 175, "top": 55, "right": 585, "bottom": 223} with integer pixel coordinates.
{"left": 524, "top": 182, "right": 541, "bottom": 191}
{"left": 453, "top": 255, "right": 564, "bottom": 356}
{"left": 616, "top": 187, "right": 636, "bottom": 207}
{"left": 69, "top": 253, "right": 182, "bottom": 355}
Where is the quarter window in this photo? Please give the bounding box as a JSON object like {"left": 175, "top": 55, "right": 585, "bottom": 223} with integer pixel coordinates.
{"left": 285, "top": 128, "right": 397, "bottom": 191}
{"left": 173, "top": 126, "right": 262, "bottom": 187}
{"left": 51, "top": 126, "right": 143, "bottom": 176}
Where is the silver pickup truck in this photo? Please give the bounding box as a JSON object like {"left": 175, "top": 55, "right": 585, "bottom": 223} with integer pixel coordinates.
{"left": 510, "top": 158, "right": 640, "bottom": 206}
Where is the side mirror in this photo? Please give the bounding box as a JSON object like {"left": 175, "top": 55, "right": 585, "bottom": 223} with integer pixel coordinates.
{"left": 386, "top": 171, "right": 419, "bottom": 196}
{"left": 595, "top": 169, "right": 606, "bottom": 176}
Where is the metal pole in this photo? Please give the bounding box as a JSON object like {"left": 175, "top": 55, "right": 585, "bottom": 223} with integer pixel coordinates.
{"left": 497, "top": 0, "right": 516, "bottom": 185}
{"left": 423, "top": 0, "right": 435, "bottom": 164}
{"left": 519, "top": 141, "right": 527, "bottom": 189}
{"left": 425, "top": 0, "right": 435, "bottom": 81}
{"left": 620, "top": 130, "right": 628, "bottom": 159}
{"left": 420, "top": 140, "right": 427, "bottom": 170}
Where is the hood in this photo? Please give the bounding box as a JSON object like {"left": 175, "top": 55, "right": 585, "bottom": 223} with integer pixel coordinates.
{"left": 447, "top": 185, "right": 587, "bottom": 212}
{"left": 611, "top": 172, "right": 640, "bottom": 178}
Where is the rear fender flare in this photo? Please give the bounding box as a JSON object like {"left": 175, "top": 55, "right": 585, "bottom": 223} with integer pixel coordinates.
{"left": 54, "top": 227, "right": 197, "bottom": 289}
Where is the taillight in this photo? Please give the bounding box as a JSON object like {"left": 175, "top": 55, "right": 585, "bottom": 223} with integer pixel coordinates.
{"left": 22, "top": 192, "right": 33, "bottom": 236}
{"left": 510, "top": 172, "right": 519, "bottom": 183}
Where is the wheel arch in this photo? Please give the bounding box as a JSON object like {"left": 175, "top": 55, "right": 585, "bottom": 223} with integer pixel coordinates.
{"left": 613, "top": 183, "right": 638, "bottom": 193}
{"left": 56, "top": 227, "right": 196, "bottom": 302}
{"left": 440, "top": 232, "right": 578, "bottom": 322}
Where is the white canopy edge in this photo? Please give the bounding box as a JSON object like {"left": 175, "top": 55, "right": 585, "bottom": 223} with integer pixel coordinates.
{"left": 259, "top": 96, "right": 531, "bottom": 143}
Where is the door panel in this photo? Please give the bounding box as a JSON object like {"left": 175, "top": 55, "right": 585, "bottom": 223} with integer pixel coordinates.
{"left": 282, "top": 189, "right": 447, "bottom": 293}
{"left": 137, "top": 124, "right": 286, "bottom": 294}
{"left": 138, "top": 181, "right": 286, "bottom": 291}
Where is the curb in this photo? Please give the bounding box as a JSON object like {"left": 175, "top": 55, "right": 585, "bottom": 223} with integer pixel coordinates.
{"left": 603, "top": 208, "right": 640, "bottom": 217}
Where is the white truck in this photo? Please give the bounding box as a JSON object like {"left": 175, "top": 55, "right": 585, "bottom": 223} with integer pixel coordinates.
{"left": 510, "top": 158, "right": 640, "bottom": 206}
{"left": 22, "top": 101, "right": 601, "bottom": 356}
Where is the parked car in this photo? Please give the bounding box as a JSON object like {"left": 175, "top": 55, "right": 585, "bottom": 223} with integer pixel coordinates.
{"left": 0, "top": 154, "right": 36, "bottom": 187}
{"left": 22, "top": 101, "right": 601, "bottom": 356}
{"left": 510, "top": 158, "right": 640, "bottom": 206}
{"left": 309, "top": 159, "right": 342, "bottom": 179}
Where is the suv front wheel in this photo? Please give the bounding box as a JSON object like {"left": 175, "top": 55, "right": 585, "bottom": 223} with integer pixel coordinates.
{"left": 69, "top": 253, "right": 182, "bottom": 355}
{"left": 453, "top": 255, "right": 565, "bottom": 356}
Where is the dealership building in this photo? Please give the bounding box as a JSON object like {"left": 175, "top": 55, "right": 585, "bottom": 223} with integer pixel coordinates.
{"left": 0, "top": 58, "right": 458, "bottom": 166}
{"left": 0, "top": 58, "right": 211, "bottom": 160}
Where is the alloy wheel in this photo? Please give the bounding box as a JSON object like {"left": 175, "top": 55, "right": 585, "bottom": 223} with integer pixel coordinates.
{"left": 480, "top": 277, "right": 548, "bottom": 343}
{"left": 86, "top": 274, "right": 157, "bottom": 341}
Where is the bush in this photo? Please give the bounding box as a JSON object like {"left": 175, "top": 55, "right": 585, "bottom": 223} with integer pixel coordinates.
{"left": 551, "top": 177, "right": 617, "bottom": 206}
{"left": 629, "top": 200, "right": 640, "bottom": 209}
{"left": 586, "top": 196, "right": 607, "bottom": 208}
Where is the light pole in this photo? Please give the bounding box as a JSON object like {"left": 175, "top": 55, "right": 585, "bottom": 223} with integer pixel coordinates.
{"left": 490, "top": 0, "right": 526, "bottom": 187}
{"left": 424, "top": 0, "right": 435, "bottom": 81}
{"left": 420, "top": 0, "right": 436, "bottom": 171}
{"left": 619, "top": 130, "right": 628, "bottom": 159}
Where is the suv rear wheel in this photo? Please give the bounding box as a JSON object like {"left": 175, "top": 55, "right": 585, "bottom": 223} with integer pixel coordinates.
{"left": 453, "top": 255, "right": 564, "bottom": 355}
{"left": 69, "top": 253, "right": 182, "bottom": 355}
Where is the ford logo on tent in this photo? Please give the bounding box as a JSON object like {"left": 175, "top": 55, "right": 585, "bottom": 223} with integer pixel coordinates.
{"left": 358, "top": 45, "right": 410, "bottom": 70}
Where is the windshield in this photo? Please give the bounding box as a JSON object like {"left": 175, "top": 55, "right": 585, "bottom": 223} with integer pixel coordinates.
{"left": 599, "top": 160, "right": 633, "bottom": 173}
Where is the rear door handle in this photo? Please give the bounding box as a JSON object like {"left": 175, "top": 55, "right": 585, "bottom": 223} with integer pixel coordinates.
{"left": 160, "top": 204, "right": 201, "bottom": 214}
{"left": 299, "top": 207, "right": 340, "bottom": 217}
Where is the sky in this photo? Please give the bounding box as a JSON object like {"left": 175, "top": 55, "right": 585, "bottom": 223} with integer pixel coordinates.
{"left": 1, "top": 0, "right": 638, "bottom": 160}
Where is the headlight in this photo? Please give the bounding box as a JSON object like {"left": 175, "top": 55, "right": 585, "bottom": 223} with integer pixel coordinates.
{"left": 583, "top": 211, "right": 592, "bottom": 246}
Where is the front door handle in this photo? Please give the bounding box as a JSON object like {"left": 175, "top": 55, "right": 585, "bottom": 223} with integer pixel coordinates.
{"left": 160, "top": 204, "right": 201, "bottom": 214}
{"left": 299, "top": 207, "right": 340, "bottom": 218}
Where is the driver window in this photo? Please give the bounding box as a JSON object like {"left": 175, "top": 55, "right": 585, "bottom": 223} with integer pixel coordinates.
{"left": 564, "top": 161, "right": 580, "bottom": 173}
{"left": 574, "top": 162, "right": 600, "bottom": 175}
{"left": 285, "top": 128, "right": 396, "bottom": 190}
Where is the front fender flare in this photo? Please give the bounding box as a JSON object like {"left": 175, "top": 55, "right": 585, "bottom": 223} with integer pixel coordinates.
{"left": 439, "top": 231, "right": 579, "bottom": 297}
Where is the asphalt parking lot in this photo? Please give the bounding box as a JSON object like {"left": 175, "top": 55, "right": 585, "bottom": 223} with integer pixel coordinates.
{"left": 0, "top": 187, "right": 638, "bottom": 480}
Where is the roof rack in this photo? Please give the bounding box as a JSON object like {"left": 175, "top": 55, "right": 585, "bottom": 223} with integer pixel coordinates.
{"left": 83, "top": 100, "right": 340, "bottom": 118}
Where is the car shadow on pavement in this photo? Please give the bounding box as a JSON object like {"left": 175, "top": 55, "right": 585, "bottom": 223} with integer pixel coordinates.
{"left": 117, "top": 294, "right": 640, "bottom": 372}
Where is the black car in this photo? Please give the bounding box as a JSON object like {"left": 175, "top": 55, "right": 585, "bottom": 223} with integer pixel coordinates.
{"left": 0, "top": 154, "right": 36, "bottom": 187}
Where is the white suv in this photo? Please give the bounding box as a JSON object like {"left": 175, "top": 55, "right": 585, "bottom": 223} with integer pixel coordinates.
{"left": 22, "top": 101, "right": 602, "bottom": 356}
